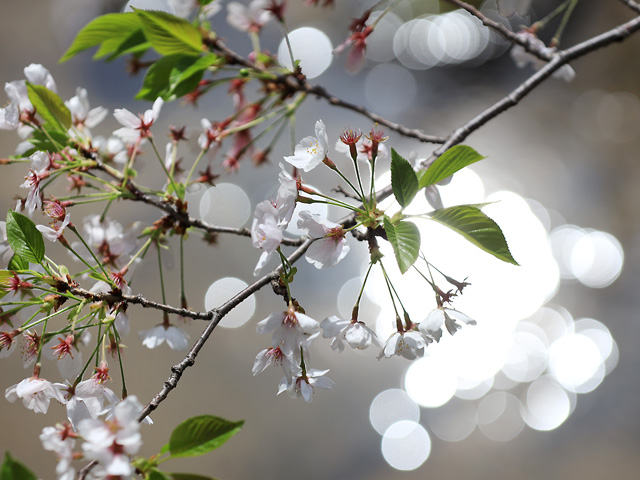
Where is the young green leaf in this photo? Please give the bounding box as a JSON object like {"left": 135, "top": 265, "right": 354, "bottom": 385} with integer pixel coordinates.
{"left": 1, "top": 452, "right": 38, "bottom": 480}
{"left": 383, "top": 216, "right": 421, "bottom": 274}
{"left": 390, "top": 148, "right": 419, "bottom": 208}
{"left": 6, "top": 211, "right": 45, "bottom": 264}
{"left": 166, "top": 415, "right": 244, "bottom": 458}
{"left": 26, "top": 83, "right": 71, "bottom": 133}
{"left": 7, "top": 255, "right": 29, "bottom": 271}
{"left": 26, "top": 128, "right": 69, "bottom": 154}
{"left": 170, "top": 474, "right": 218, "bottom": 480}
{"left": 427, "top": 204, "right": 518, "bottom": 265}
{"left": 134, "top": 9, "right": 203, "bottom": 56}
{"left": 59, "top": 13, "right": 144, "bottom": 62}
{"left": 136, "top": 53, "right": 217, "bottom": 101}
{"left": 418, "top": 145, "right": 485, "bottom": 189}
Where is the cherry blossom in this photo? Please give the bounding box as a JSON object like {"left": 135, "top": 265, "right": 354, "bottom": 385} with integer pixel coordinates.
{"left": 378, "top": 330, "right": 429, "bottom": 360}
{"left": 256, "top": 304, "right": 320, "bottom": 357}
{"left": 419, "top": 307, "right": 476, "bottom": 340}
{"left": 77, "top": 395, "right": 144, "bottom": 477}
{"left": 5, "top": 377, "right": 67, "bottom": 414}
{"left": 335, "top": 136, "right": 389, "bottom": 163}
{"left": 0, "top": 83, "right": 20, "bottom": 130}
{"left": 20, "top": 151, "right": 51, "bottom": 216}
{"left": 277, "top": 368, "right": 335, "bottom": 403}
{"left": 66, "top": 87, "right": 108, "bottom": 135}
{"left": 139, "top": 324, "right": 189, "bottom": 350}
{"left": 320, "top": 315, "right": 381, "bottom": 352}
{"left": 40, "top": 423, "right": 76, "bottom": 480}
{"left": 252, "top": 346, "right": 298, "bottom": 381}
{"left": 284, "top": 120, "right": 329, "bottom": 172}
{"left": 0, "top": 221, "right": 13, "bottom": 264}
{"left": 37, "top": 213, "right": 71, "bottom": 243}
{"left": 113, "top": 97, "right": 163, "bottom": 142}
{"left": 227, "top": 0, "right": 273, "bottom": 33}
{"left": 297, "top": 210, "right": 350, "bottom": 269}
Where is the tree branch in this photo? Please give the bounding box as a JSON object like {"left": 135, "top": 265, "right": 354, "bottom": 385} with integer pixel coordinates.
{"left": 619, "top": 0, "right": 640, "bottom": 14}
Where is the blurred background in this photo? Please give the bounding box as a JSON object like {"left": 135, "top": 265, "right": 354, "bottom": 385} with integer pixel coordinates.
{"left": 1, "top": 0, "right": 640, "bottom": 478}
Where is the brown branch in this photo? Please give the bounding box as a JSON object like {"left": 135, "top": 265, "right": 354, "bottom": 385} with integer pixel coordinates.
{"left": 421, "top": 13, "right": 640, "bottom": 167}
{"left": 445, "top": 0, "right": 552, "bottom": 61}
{"left": 619, "top": 0, "right": 640, "bottom": 14}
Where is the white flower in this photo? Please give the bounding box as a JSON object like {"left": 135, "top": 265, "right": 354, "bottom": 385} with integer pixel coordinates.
{"left": 170, "top": 0, "right": 221, "bottom": 19}
{"left": 297, "top": 210, "right": 350, "bottom": 269}
{"left": 113, "top": 97, "right": 163, "bottom": 142}
{"left": 252, "top": 346, "right": 298, "bottom": 381}
{"left": 78, "top": 395, "right": 143, "bottom": 477}
{"left": 257, "top": 306, "right": 320, "bottom": 357}
{"left": 511, "top": 31, "right": 575, "bottom": 82}
{"left": 378, "top": 331, "right": 429, "bottom": 360}
{"left": 277, "top": 368, "right": 335, "bottom": 403}
{"left": 37, "top": 213, "right": 71, "bottom": 242}
{"left": 418, "top": 307, "right": 476, "bottom": 340}
{"left": 227, "top": 0, "right": 272, "bottom": 33}
{"left": 321, "top": 315, "right": 381, "bottom": 352}
{"left": 5, "top": 377, "right": 67, "bottom": 414}
{"left": 0, "top": 221, "right": 13, "bottom": 264}
{"left": 139, "top": 324, "right": 189, "bottom": 350}
{"left": 0, "top": 83, "right": 21, "bottom": 130}
{"left": 276, "top": 163, "right": 298, "bottom": 225}
{"left": 66, "top": 87, "right": 108, "bottom": 134}
{"left": 40, "top": 424, "right": 76, "bottom": 480}
{"left": 284, "top": 120, "right": 329, "bottom": 172}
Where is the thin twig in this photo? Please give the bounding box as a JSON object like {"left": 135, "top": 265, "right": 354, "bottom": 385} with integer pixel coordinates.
{"left": 619, "top": 0, "right": 640, "bottom": 14}
{"left": 445, "top": 0, "right": 552, "bottom": 61}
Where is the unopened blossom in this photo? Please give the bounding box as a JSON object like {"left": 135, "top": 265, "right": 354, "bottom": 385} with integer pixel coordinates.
{"left": 378, "top": 330, "right": 429, "bottom": 360}
{"left": 78, "top": 395, "right": 144, "bottom": 477}
{"left": 284, "top": 119, "right": 329, "bottom": 172}
{"left": 419, "top": 307, "right": 476, "bottom": 340}
{"left": 511, "top": 31, "right": 575, "bottom": 82}
{"left": 139, "top": 324, "right": 189, "bottom": 350}
{"left": 113, "top": 97, "right": 163, "bottom": 142}
{"left": 227, "top": 0, "right": 273, "bottom": 33}
{"left": 253, "top": 346, "right": 298, "bottom": 381}
{"left": 257, "top": 305, "right": 320, "bottom": 357}
{"left": 297, "top": 210, "right": 350, "bottom": 269}
{"left": 7, "top": 63, "right": 57, "bottom": 113}
{"left": 321, "top": 315, "right": 381, "bottom": 352}
{"left": 5, "top": 377, "right": 67, "bottom": 414}
{"left": 277, "top": 368, "right": 335, "bottom": 403}
{"left": 40, "top": 423, "right": 76, "bottom": 480}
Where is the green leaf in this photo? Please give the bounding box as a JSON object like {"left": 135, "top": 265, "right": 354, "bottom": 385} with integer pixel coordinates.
{"left": 427, "top": 205, "right": 518, "bottom": 265}
{"left": 6, "top": 211, "right": 45, "bottom": 264}
{"left": 166, "top": 415, "right": 244, "bottom": 458}
{"left": 137, "top": 53, "right": 217, "bottom": 101}
{"left": 170, "top": 474, "right": 217, "bottom": 480}
{"left": 8, "top": 255, "right": 29, "bottom": 271}
{"left": 26, "top": 84, "right": 71, "bottom": 133}
{"left": 0, "top": 270, "right": 12, "bottom": 301}
{"left": 418, "top": 145, "right": 486, "bottom": 189}
{"left": 383, "top": 216, "right": 421, "bottom": 274}
{"left": 146, "top": 470, "right": 172, "bottom": 480}
{"left": 390, "top": 148, "right": 419, "bottom": 208}
{"left": 1, "top": 452, "right": 37, "bottom": 480}
{"left": 134, "top": 9, "right": 203, "bottom": 56}
{"left": 27, "top": 128, "right": 69, "bottom": 154}
{"left": 60, "top": 13, "right": 145, "bottom": 62}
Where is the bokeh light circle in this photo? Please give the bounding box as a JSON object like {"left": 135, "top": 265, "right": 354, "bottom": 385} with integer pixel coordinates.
{"left": 369, "top": 389, "right": 420, "bottom": 435}
{"left": 204, "top": 278, "right": 255, "bottom": 328}
{"left": 200, "top": 184, "right": 251, "bottom": 228}
{"left": 277, "top": 27, "right": 333, "bottom": 79}
{"left": 404, "top": 356, "right": 457, "bottom": 408}
{"left": 381, "top": 421, "right": 431, "bottom": 470}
